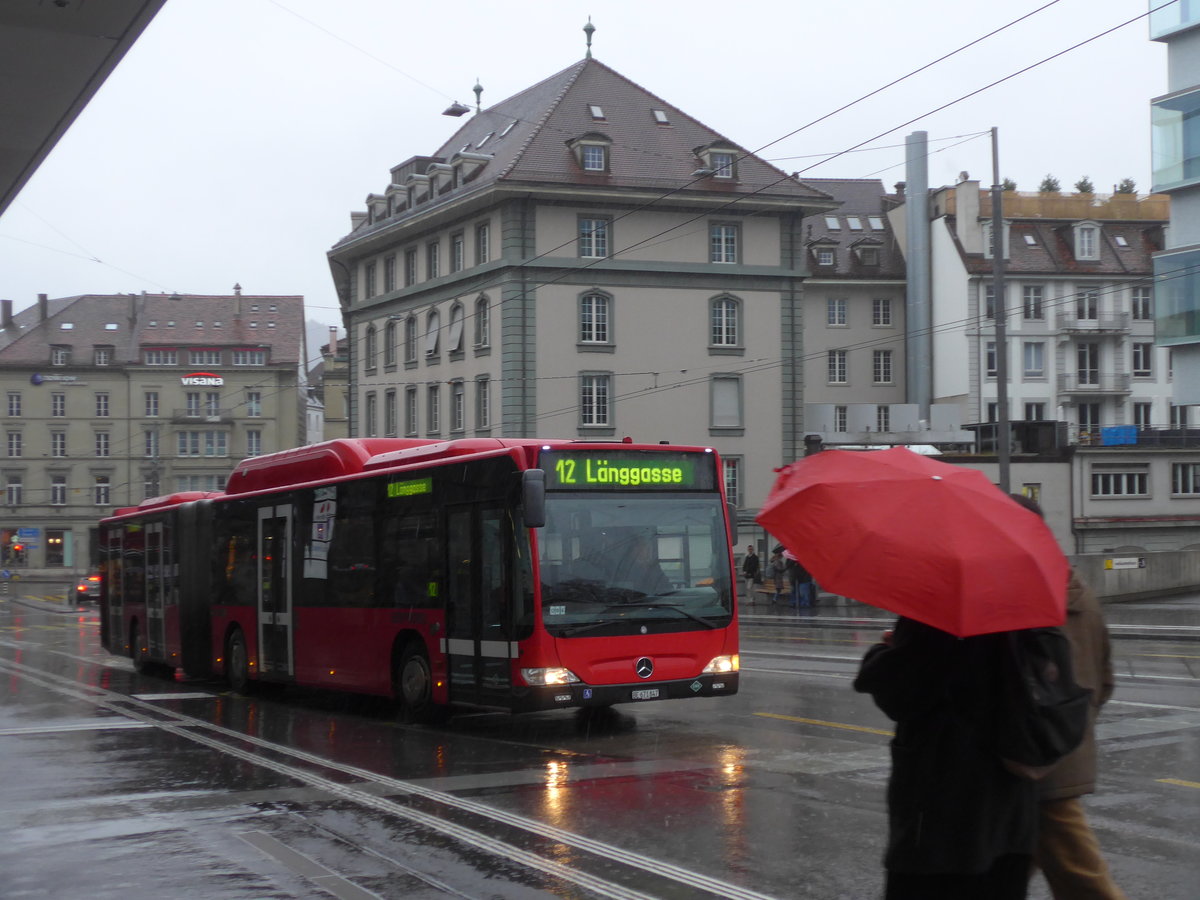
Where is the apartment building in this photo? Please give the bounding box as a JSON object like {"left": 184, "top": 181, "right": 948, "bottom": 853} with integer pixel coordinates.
{"left": 0, "top": 291, "right": 306, "bottom": 575}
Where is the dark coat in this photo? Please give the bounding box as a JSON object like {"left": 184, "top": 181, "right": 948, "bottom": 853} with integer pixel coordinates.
{"left": 742, "top": 551, "right": 760, "bottom": 579}
{"left": 1039, "top": 569, "right": 1115, "bottom": 801}
{"left": 854, "top": 617, "right": 1038, "bottom": 875}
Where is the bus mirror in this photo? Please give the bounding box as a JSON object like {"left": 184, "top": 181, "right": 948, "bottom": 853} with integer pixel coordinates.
{"left": 523, "top": 469, "right": 546, "bottom": 528}
{"left": 727, "top": 504, "right": 738, "bottom": 544}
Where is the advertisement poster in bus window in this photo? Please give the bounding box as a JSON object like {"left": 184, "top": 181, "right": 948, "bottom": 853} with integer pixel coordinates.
{"left": 304, "top": 486, "right": 336, "bottom": 579}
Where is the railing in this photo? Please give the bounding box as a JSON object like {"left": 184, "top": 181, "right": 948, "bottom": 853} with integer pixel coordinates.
{"left": 1059, "top": 373, "right": 1131, "bottom": 393}
{"left": 171, "top": 408, "right": 236, "bottom": 422}
{"left": 1055, "top": 311, "right": 1131, "bottom": 332}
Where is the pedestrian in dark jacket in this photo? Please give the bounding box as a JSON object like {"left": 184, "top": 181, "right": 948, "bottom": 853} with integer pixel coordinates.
{"left": 854, "top": 617, "right": 1038, "bottom": 899}
{"left": 1007, "top": 495, "right": 1125, "bottom": 898}
{"left": 741, "top": 545, "right": 760, "bottom": 604}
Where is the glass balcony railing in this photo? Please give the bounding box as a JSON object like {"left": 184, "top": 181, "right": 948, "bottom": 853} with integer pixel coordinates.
{"left": 1150, "top": 0, "right": 1200, "bottom": 40}
{"left": 1153, "top": 248, "right": 1200, "bottom": 346}
{"left": 1151, "top": 89, "right": 1200, "bottom": 191}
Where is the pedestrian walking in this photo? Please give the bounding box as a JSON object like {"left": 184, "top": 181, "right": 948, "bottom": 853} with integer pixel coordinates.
{"left": 741, "top": 545, "right": 760, "bottom": 605}
{"left": 786, "top": 554, "right": 814, "bottom": 608}
{"left": 1009, "top": 496, "right": 1125, "bottom": 899}
{"left": 768, "top": 548, "right": 786, "bottom": 605}
{"left": 854, "top": 618, "right": 1039, "bottom": 899}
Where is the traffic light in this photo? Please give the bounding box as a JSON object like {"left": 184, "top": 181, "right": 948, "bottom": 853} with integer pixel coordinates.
{"left": 11, "top": 544, "right": 21, "bottom": 553}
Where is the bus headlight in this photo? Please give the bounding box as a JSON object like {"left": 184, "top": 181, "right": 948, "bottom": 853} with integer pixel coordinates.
{"left": 521, "top": 667, "right": 581, "bottom": 686}
{"left": 702, "top": 654, "right": 739, "bottom": 674}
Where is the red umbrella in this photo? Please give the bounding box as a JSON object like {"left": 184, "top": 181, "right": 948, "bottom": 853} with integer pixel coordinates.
{"left": 755, "top": 447, "right": 1068, "bottom": 637}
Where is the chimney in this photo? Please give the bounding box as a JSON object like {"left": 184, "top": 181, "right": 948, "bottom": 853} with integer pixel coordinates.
{"left": 1, "top": 299, "right": 12, "bottom": 330}
{"left": 895, "top": 182, "right": 906, "bottom": 197}
{"left": 37, "top": 293, "right": 48, "bottom": 321}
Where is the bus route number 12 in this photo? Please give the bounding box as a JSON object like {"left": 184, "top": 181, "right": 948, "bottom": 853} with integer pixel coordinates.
{"left": 555, "top": 458, "right": 577, "bottom": 484}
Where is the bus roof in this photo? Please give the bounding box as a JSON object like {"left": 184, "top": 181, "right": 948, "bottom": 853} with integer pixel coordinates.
{"left": 223, "top": 437, "right": 717, "bottom": 495}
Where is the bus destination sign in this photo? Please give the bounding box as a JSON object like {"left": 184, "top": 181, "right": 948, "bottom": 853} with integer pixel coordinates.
{"left": 542, "top": 450, "right": 714, "bottom": 491}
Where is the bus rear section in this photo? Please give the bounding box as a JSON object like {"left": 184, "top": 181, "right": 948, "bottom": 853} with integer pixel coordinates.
{"left": 514, "top": 446, "right": 739, "bottom": 712}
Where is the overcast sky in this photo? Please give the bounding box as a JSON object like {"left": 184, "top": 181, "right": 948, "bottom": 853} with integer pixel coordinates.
{"left": 0, "top": 0, "right": 1168, "bottom": 365}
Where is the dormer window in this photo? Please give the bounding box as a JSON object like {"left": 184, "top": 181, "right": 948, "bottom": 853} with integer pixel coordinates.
{"left": 982, "top": 221, "right": 1011, "bottom": 260}
{"left": 711, "top": 151, "right": 735, "bottom": 179}
{"left": 1074, "top": 222, "right": 1100, "bottom": 261}
{"left": 858, "top": 246, "right": 880, "bottom": 266}
{"left": 51, "top": 346, "right": 71, "bottom": 366}
{"left": 816, "top": 247, "right": 836, "bottom": 267}
{"left": 568, "top": 134, "right": 612, "bottom": 173}
{"left": 694, "top": 143, "right": 738, "bottom": 180}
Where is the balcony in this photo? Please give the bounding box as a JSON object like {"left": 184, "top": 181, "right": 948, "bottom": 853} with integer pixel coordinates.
{"left": 1059, "top": 374, "right": 1131, "bottom": 394}
{"left": 172, "top": 408, "right": 235, "bottom": 424}
{"left": 1055, "top": 312, "right": 1130, "bottom": 333}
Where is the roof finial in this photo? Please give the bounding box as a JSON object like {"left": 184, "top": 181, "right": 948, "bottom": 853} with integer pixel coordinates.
{"left": 583, "top": 17, "right": 595, "bottom": 58}
{"left": 473, "top": 78, "right": 483, "bottom": 113}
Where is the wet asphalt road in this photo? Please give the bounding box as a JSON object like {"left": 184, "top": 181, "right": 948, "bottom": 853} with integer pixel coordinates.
{"left": 0, "top": 592, "right": 1197, "bottom": 899}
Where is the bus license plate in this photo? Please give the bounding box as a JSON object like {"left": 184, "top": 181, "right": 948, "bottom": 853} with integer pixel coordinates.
{"left": 631, "top": 688, "right": 660, "bottom": 700}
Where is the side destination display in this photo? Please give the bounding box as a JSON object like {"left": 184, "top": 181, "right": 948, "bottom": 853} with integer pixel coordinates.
{"left": 541, "top": 449, "right": 715, "bottom": 491}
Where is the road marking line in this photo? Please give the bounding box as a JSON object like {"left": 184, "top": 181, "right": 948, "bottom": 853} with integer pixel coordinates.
{"left": 1157, "top": 778, "right": 1200, "bottom": 790}
{"left": 755, "top": 711, "right": 893, "bottom": 736}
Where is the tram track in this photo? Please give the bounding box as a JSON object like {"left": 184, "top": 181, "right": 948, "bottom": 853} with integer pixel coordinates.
{"left": 0, "top": 654, "right": 781, "bottom": 900}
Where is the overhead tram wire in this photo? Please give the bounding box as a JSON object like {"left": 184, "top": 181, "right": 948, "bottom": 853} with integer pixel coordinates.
{"left": 97, "top": 3, "right": 1167, "bottom": 439}
{"left": 344, "top": 0, "right": 1085, "bottom": 370}
{"left": 80, "top": 259, "right": 1188, "bottom": 473}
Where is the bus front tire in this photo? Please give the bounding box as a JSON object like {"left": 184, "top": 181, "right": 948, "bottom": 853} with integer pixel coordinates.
{"left": 395, "top": 642, "right": 443, "bottom": 724}
{"left": 225, "top": 628, "right": 254, "bottom": 695}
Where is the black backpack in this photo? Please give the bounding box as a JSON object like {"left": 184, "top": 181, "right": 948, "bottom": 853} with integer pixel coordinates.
{"left": 995, "top": 627, "right": 1093, "bottom": 781}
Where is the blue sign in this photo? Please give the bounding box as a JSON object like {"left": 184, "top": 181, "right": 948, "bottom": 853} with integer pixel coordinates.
{"left": 1100, "top": 426, "right": 1137, "bottom": 446}
{"left": 17, "top": 527, "right": 39, "bottom": 538}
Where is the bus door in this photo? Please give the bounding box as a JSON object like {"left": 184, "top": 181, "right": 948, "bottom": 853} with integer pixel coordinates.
{"left": 446, "top": 505, "right": 513, "bottom": 707}
{"left": 144, "top": 522, "right": 166, "bottom": 658}
{"left": 102, "top": 527, "right": 124, "bottom": 651}
{"left": 256, "top": 505, "right": 294, "bottom": 679}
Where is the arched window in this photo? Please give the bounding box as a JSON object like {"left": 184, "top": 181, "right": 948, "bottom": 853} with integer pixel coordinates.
{"left": 710, "top": 296, "right": 740, "bottom": 346}
{"left": 364, "top": 325, "right": 378, "bottom": 371}
{"left": 404, "top": 315, "right": 418, "bottom": 363}
{"left": 384, "top": 320, "right": 397, "bottom": 366}
{"left": 447, "top": 302, "right": 465, "bottom": 353}
{"left": 474, "top": 295, "right": 490, "bottom": 348}
{"left": 580, "top": 292, "right": 611, "bottom": 343}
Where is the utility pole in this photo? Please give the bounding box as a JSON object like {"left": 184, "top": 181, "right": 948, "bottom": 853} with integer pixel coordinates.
{"left": 991, "top": 127, "right": 1011, "bottom": 492}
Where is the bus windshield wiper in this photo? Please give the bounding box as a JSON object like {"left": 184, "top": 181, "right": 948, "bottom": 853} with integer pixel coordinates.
{"left": 602, "top": 601, "right": 719, "bottom": 629}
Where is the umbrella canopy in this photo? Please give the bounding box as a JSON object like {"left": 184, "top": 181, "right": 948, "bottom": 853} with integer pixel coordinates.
{"left": 755, "top": 447, "right": 1069, "bottom": 637}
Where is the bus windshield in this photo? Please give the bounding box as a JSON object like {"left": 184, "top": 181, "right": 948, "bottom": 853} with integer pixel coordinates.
{"left": 537, "top": 494, "right": 733, "bottom": 636}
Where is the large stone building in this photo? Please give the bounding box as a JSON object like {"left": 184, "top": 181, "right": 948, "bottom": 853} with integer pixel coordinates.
{"left": 327, "top": 56, "right": 839, "bottom": 526}
{"left": 0, "top": 290, "right": 307, "bottom": 575}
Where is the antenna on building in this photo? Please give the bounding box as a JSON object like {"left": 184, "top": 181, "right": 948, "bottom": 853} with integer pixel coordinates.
{"left": 584, "top": 17, "right": 595, "bottom": 58}
{"left": 473, "top": 79, "right": 483, "bottom": 113}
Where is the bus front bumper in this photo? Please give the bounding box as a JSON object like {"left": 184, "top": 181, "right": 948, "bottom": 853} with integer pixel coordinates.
{"left": 511, "top": 673, "right": 739, "bottom": 713}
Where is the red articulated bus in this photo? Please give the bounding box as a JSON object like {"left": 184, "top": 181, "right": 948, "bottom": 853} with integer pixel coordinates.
{"left": 98, "top": 438, "right": 740, "bottom": 720}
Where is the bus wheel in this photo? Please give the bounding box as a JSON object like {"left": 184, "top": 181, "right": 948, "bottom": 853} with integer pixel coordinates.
{"left": 225, "top": 628, "right": 254, "bottom": 695}
{"left": 395, "top": 642, "right": 442, "bottom": 724}
{"left": 130, "top": 623, "right": 154, "bottom": 676}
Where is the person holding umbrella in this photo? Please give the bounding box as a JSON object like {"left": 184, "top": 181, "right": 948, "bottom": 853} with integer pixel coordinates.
{"left": 756, "top": 448, "right": 1074, "bottom": 899}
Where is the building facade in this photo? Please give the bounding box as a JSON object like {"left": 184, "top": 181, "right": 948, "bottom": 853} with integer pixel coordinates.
{"left": 0, "top": 291, "right": 307, "bottom": 576}
{"left": 327, "top": 57, "right": 837, "bottom": 527}
{"left": 1151, "top": 2, "right": 1200, "bottom": 406}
